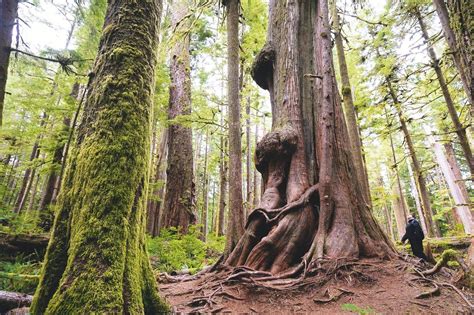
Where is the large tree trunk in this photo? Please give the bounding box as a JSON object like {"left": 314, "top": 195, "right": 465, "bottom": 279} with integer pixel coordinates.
{"left": 0, "top": 0, "right": 17, "bottom": 126}
{"left": 246, "top": 97, "right": 252, "bottom": 215}
{"left": 30, "top": 1, "right": 168, "bottom": 313}
{"left": 160, "top": 0, "right": 196, "bottom": 233}
{"left": 225, "top": 0, "right": 394, "bottom": 275}
{"left": 432, "top": 0, "right": 473, "bottom": 112}
{"left": 386, "top": 79, "right": 441, "bottom": 237}
{"left": 416, "top": 10, "right": 474, "bottom": 177}
{"left": 218, "top": 111, "right": 228, "bottom": 237}
{"left": 332, "top": 1, "right": 371, "bottom": 205}
{"left": 224, "top": 0, "right": 245, "bottom": 255}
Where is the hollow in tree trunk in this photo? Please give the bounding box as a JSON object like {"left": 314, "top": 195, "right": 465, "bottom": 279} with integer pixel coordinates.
{"left": 30, "top": 1, "right": 168, "bottom": 313}
{"left": 225, "top": 0, "right": 395, "bottom": 275}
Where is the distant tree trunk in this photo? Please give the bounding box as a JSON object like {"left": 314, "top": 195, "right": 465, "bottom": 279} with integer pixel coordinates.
{"left": 224, "top": 0, "right": 245, "bottom": 255}
{"left": 246, "top": 97, "right": 252, "bottom": 216}
{"left": 385, "top": 79, "right": 440, "bottom": 237}
{"left": 225, "top": 0, "right": 394, "bottom": 273}
{"left": 13, "top": 140, "right": 40, "bottom": 214}
{"left": 0, "top": 0, "right": 17, "bottom": 125}
{"left": 332, "top": 1, "right": 371, "bottom": 205}
{"left": 201, "top": 131, "right": 209, "bottom": 241}
{"left": 160, "top": 0, "right": 196, "bottom": 233}
{"left": 416, "top": 10, "right": 474, "bottom": 176}
{"left": 385, "top": 109, "right": 409, "bottom": 239}
{"left": 39, "top": 118, "right": 70, "bottom": 231}
{"left": 30, "top": 1, "right": 168, "bottom": 313}
{"left": 377, "top": 176, "right": 395, "bottom": 240}
{"left": 253, "top": 120, "right": 260, "bottom": 207}
{"left": 444, "top": 141, "right": 471, "bottom": 202}
{"left": 432, "top": 0, "right": 473, "bottom": 110}
{"left": 218, "top": 137, "right": 228, "bottom": 237}
{"left": 406, "top": 151, "right": 428, "bottom": 235}
{"left": 429, "top": 135, "right": 474, "bottom": 233}
{"left": 147, "top": 130, "right": 168, "bottom": 237}
{"left": 27, "top": 172, "right": 41, "bottom": 211}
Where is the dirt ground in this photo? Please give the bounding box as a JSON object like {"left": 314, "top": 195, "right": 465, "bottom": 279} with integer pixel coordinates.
{"left": 159, "top": 257, "right": 474, "bottom": 314}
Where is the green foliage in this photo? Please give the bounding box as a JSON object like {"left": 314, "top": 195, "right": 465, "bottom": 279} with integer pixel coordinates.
{"left": 341, "top": 303, "right": 375, "bottom": 314}
{"left": 0, "top": 208, "right": 41, "bottom": 234}
{"left": 0, "top": 260, "right": 41, "bottom": 294}
{"left": 147, "top": 225, "right": 225, "bottom": 273}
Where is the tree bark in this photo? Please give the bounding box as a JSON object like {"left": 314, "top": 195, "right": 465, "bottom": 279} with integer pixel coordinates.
{"left": 331, "top": 1, "right": 371, "bottom": 205}
{"left": 218, "top": 137, "right": 228, "bottom": 237}
{"left": 224, "top": 0, "right": 245, "bottom": 255}
{"left": 246, "top": 96, "right": 252, "bottom": 215}
{"left": 160, "top": 0, "right": 196, "bottom": 233}
{"left": 225, "top": 0, "right": 394, "bottom": 274}
{"left": 416, "top": 10, "right": 474, "bottom": 177}
{"left": 0, "top": 0, "right": 17, "bottom": 126}
{"left": 30, "top": 1, "right": 168, "bottom": 313}
{"left": 432, "top": 0, "right": 473, "bottom": 111}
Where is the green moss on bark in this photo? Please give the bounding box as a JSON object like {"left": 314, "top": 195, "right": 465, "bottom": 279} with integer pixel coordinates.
{"left": 30, "top": 1, "right": 169, "bottom": 314}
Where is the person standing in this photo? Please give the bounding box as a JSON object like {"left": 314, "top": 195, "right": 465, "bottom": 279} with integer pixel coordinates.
{"left": 401, "top": 214, "right": 428, "bottom": 261}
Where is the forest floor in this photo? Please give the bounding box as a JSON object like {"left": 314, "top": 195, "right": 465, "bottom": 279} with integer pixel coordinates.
{"left": 159, "top": 256, "right": 474, "bottom": 314}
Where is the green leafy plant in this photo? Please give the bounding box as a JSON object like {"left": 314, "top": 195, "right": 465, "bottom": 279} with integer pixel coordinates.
{"left": 147, "top": 225, "right": 225, "bottom": 274}
{"left": 341, "top": 303, "right": 375, "bottom": 315}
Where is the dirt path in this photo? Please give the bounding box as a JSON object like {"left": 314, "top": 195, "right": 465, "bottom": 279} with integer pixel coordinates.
{"left": 159, "top": 258, "right": 473, "bottom": 314}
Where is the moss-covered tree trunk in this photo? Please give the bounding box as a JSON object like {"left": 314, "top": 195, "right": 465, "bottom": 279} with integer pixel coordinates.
{"left": 225, "top": 0, "right": 394, "bottom": 274}
{"left": 160, "top": 0, "right": 196, "bottom": 233}
{"left": 30, "top": 1, "right": 169, "bottom": 314}
{"left": 0, "top": 0, "right": 17, "bottom": 126}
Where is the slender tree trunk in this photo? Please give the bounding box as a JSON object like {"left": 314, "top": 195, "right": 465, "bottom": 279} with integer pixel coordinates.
{"left": 225, "top": 0, "right": 245, "bottom": 254}
{"left": 218, "top": 137, "right": 228, "bottom": 237}
{"left": 432, "top": 0, "right": 473, "bottom": 109}
{"left": 246, "top": 97, "right": 252, "bottom": 216}
{"left": 13, "top": 140, "right": 40, "bottom": 214}
{"left": 147, "top": 130, "right": 168, "bottom": 237}
{"left": 30, "top": 1, "right": 168, "bottom": 313}
{"left": 385, "top": 108, "right": 409, "bottom": 239}
{"left": 27, "top": 172, "right": 41, "bottom": 211}
{"left": 0, "top": 0, "right": 17, "bottom": 125}
{"left": 406, "top": 151, "right": 428, "bottom": 235}
{"left": 416, "top": 10, "right": 474, "bottom": 176}
{"left": 386, "top": 79, "right": 440, "bottom": 237}
{"left": 253, "top": 119, "right": 260, "bottom": 207}
{"left": 39, "top": 118, "right": 70, "bottom": 231}
{"left": 379, "top": 176, "right": 395, "bottom": 241}
{"left": 429, "top": 135, "right": 474, "bottom": 233}
{"left": 160, "top": 0, "right": 196, "bottom": 232}
{"left": 331, "top": 1, "right": 371, "bottom": 205}
{"left": 201, "top": 131, "right": 209, "bottom": 241}
{"left": 444, "top": 141, "right": 471, "bottom": 203}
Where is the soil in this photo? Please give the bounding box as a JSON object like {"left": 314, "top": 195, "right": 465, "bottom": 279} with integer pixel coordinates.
{"left": 159, "top": 256, "right": 474, "bottom": 314}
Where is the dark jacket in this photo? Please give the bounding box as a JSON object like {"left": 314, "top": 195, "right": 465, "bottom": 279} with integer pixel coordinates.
{"left": 401, "top": 218, "right": 424, "bottom": 243}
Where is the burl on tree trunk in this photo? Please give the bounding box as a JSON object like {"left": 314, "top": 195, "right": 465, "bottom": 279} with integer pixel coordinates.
{"left": 224, "top": 0, "right": 394, "bottom": 275}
